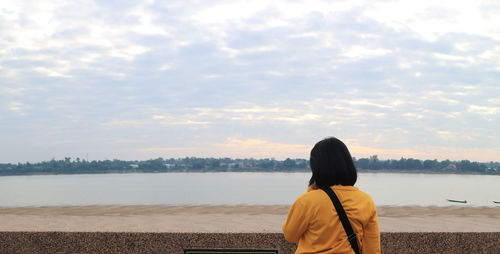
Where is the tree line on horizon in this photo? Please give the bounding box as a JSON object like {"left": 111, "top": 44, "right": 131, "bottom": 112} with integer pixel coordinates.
{"left": 0, "top": 156, "right": 498, "bottom": 176}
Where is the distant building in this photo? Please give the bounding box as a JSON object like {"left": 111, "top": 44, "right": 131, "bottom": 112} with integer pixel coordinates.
{"left": 445, "top": 164, "right": 457, "bottom": 170}
{"left": 130, "top": 164, "right": 139, "bottom": 169}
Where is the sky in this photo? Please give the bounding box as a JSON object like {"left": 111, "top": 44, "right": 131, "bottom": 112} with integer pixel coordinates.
{"left": 1, "top": 0, "right": 499, "bottom": 163}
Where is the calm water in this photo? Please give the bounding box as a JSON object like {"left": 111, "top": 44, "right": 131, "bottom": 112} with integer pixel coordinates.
{"left": 1, "top": 172, "right": 499, "bottom": 207}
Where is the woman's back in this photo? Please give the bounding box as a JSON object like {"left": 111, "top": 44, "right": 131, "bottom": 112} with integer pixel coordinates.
{"left": 282, "top": 185, "right": 380, "bottom": 254}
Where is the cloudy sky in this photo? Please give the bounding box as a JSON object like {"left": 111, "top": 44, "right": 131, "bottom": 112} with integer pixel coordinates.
{"left": 1, "top": 0, "right": 499, "bottom": 163}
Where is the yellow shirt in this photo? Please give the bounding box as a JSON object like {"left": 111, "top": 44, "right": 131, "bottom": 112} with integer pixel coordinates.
{"left": 282, "top": 185, "right": 380, "bottom": 254}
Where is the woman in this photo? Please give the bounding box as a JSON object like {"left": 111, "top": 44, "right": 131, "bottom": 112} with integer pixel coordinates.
{"left": 282, "top": 137, "right": 380, "bottom": 254}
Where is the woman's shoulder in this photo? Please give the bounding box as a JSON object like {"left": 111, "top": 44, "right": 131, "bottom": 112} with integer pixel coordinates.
{"left": 333, "top": 185, "right": 372, "bottom": 196}
{"left": 297, "top": 185, "right": 374, "bottom": 204}
{"left": 325, "top": 185, "right": 376, "bottom": 209}
{"left": 296, "top": 188, "right": 328, "bottom": 204}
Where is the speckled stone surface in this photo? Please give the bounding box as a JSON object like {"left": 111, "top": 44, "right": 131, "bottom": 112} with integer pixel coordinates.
{"left": 0, "top": 232, "right": 499, "bottom": 254}
{"left": 381, "top": 232, "right": 500, "bottom": 254}
{"left": 0, "top": 232, "right": 296, "bottom": 254}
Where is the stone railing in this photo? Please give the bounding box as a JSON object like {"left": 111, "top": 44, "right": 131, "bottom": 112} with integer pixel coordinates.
{"left": 1, "top": 232, "right": 499, "bottom": 253}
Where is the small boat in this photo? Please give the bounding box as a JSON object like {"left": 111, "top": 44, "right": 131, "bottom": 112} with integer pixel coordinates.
{"left": 446, "top": 199, "right": 467, "bottom": 204}
{"left": 494, "top": 201, "right": 500, "bottom": 204}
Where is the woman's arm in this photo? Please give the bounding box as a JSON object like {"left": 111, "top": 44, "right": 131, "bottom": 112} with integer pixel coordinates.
{"left": 362, "top": 206, "right": 381, "bottom": 254}
{"left": 282, "top": 199, "right": 309, "bottom": 243}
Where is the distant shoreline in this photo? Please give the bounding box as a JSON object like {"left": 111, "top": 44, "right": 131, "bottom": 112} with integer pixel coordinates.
{"left": 1, "top": 168, "right": 499, "bottom": 177}
{"left": 0, "top": 155, "right": 500, "bottom": 176}
{"left": 358, "top": 169, "right": 500, "bottom": 175}
{"left": 2, "top": 157, "right": 498, "bottom": 176}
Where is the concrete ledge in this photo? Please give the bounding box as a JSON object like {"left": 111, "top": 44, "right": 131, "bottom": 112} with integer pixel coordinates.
{"left": 381, "top": 232, "right": 500, "bottom": 254}
{"left": 1, "top": 232, "right": 499, "bottom": 253}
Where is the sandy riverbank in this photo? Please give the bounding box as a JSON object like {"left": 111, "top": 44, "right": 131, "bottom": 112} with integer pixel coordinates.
{"left": 1, "top": 205, "right": 499, "bottom": 232}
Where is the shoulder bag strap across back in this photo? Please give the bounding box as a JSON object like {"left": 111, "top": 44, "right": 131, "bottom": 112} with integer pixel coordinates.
{"left": 320, "top": 186, "right": 360, "bottom": 254}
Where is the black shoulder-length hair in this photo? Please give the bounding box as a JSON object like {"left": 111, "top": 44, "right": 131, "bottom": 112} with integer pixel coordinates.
{"left": 309, "top": 137, "right": 357, "bottom": 187}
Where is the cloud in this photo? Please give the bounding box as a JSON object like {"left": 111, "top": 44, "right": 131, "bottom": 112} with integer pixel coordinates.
{"left": 363, "top": 0, "right": 500, "bottom": 41}
{"left": 214, "top": 137, "right": 310, "bottom": 159}
{"left": 341, "top": 45, "right": 392, "bottom": 59}
{"left": 467, "top": 105, "right": 500, "bottom": 116}
{"left": 349, "top": 144, "right": 427, "bottom": 160}
{"left": 349, "top": 143, "right": 500, "bottom": 162}
{"left": 139, "top": 147, "right": 194, "bottom": 152}
{"left": 1, "top": 0, "right": 499, "bottom": 162}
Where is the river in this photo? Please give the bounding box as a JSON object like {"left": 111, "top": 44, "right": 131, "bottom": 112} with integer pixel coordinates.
{"left": 1, "top": 172, "right": 499, "bottom": 207}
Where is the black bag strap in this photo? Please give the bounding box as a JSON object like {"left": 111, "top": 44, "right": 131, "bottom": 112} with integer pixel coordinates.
{"left": 321, "top": 186, "right": 360, "bottom": 254}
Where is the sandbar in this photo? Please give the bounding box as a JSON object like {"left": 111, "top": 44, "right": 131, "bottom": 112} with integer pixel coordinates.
{"left": 1, "top": 205, "right": 499, "bottom": 232}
